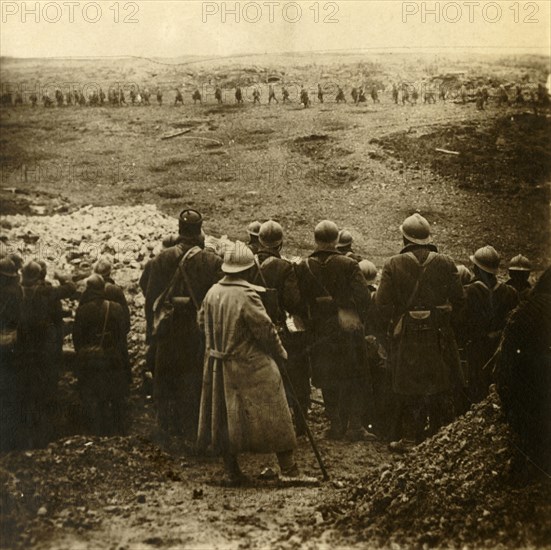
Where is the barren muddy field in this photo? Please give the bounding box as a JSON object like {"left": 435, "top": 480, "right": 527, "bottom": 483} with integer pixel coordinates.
{"left": 0, "top": 53, "right": 550, "bottom": 549}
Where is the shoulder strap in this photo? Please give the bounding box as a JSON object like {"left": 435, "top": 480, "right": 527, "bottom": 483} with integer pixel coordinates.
{"left": 305, "top": 258, "right": 332, "bottom": 297}
{"left": 99, "top": 301, "right": 110, "bottom": 347}
{"left": 178, "top": 246, "right": 202, "bottom": 309}
{"left": 254, "top": 255, "right": 270, "bottom": 288}
{"left": 405, "top": 252, "right": 437, "bottom": 309}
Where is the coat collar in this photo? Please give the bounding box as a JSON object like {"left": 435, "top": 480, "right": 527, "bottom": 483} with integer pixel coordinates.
{"left": 257, "top": 248, "right": 281, "bottom": 259}
{"left": 400, "top": 243, "right": 438, "bottom": 254}
{"left": 310, "top": 249, "right": 340, "bottom": 259}
{"left": 219, "top": 276, "right": 265, "bottom": 293}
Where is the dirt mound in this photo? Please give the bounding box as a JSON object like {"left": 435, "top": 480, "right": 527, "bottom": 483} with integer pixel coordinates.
{"left": 378, "top": 113, "right": 551, "bottom": 194}
{"left": 319, "top": 390, "right": 551, "bottom": 549}
{"left": 0, "top": 435, "right": 182, "bottom": 548}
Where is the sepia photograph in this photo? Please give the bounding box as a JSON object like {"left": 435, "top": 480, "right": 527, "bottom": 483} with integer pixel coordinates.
{"left": 0, "top": 0, "right": 550, "bottom": 548}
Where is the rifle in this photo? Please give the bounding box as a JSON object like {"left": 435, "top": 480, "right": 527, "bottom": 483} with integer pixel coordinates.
{"left": 278, "top": 360, "right": 330, "bottom": 481}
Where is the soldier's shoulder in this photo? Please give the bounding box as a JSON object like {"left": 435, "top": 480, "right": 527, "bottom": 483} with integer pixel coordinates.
{"left": 198, "top": 247, "right": 223, "bottom": 264}
{"left": 432, "top": 251, "right": 455, "bottom": 265}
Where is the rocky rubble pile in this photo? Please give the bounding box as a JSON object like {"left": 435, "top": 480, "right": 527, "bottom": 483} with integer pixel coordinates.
{"left": 321, "top": 390, "right": 551, "bottom": 549}
{"left": 0, "top": 204, "right": 231, "bottom": 369}
{"left": 0, "top": 435, "right": 183, "bottom": 547}
{"left": 0, "top": 204, "right": 176, "bottom": 350}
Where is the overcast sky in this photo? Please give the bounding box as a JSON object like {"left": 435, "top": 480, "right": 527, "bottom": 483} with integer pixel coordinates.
{"left": 1, "top": 1, "right": 550, "bottom": 58}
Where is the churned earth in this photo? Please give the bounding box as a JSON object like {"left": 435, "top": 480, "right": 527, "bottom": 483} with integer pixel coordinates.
{"left": 0, "top": 52, "right": 550, "bottom": 548}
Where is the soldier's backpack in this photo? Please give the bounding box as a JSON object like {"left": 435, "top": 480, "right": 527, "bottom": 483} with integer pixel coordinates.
{"left": 152, "top": 246, "right": 201, "bottom": 337}
{"left": 304, "top": 257, "right": 363, "bottom": 333}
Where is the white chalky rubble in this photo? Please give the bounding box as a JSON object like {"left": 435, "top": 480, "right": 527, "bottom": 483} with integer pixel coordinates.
{"left": 0, "top": 205, "right": 232, "bottom": 352}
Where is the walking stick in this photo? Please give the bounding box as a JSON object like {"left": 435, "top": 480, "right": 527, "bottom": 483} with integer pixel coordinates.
{"left": 278, "top": 361, "right": 330, "bottom": 481}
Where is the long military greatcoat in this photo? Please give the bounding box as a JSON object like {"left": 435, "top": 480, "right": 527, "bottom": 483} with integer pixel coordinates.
{"left": 375, "top": 244, "right": 465, "bottom": 396}
{"left": 294, "top": 249, "right": 372, "bottom": 387}
{"left": 197, "top": 277, "right": 297, "bottom": 455}
{"left": 139, "top": 238, "right": 222, "bottom": 434}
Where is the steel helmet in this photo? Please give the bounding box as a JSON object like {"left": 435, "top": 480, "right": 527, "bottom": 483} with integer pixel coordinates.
{"left": 86, "top": 273, "right": 105, "bottom": 291}
{"left": 314, "top": 220, "right": 339, "bottom": 245}
{"left": 259, "top": 220, "right": 283, "bottom": 248}
{"left": 337, "top": 230, "right": 353, "bottom": 250}
{"left": 247, "top": 221, "right": 261, "bottom": 237}
{"left": 400, "top": 213, "right": 432, "bottom": 245}
{"left": 94, "top": 257, "right": 112, "bottom": 278}
{"left": 0, "top": 258, "right": 18, "bottom": 278}
{"left": 21, "top": 261, "right": 42, "bottom": 286}
{"left": 222, "top": 242, "right": 255, "bottom": 274}
{"left": 359, "top": 260, "right": 378, "bottom": 284}
{"left": 508, "top": 254, "right": 531, "bottom": 272}
{"left": 470, "top": 245, "right": 500, "bottom": 275}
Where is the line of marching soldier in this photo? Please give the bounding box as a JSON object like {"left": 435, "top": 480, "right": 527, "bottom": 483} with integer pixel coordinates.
{"left": 138, "top": 208, "right": 544, "bottom": 481}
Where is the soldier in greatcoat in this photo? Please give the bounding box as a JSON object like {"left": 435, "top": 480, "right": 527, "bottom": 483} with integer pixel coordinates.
{"left": 17, "top": 261, "right": 76, "bottom": 448}
{"left": 295, "top": 221, "right": 373, "bottom": 441}
{"left": 252, "top": 221, "right": 309, "bottom": 436}
{"left": 139, "top": 209, "right": 222, "bottom": 440}
{"left": 0, "top": 258, "right": 22, "bottom": 451}
{"left": 74, "top": 274, "right": 129, "bottom": 435}
{"left": 198, "top": 243, "right": 312, "bottom": 485}
{"left": 506, "top": 254, "right": 532, "bottom": 300}
{"left": 460, "top": 246, "right": 519, "bottom": 404}
{"left": 376, "top": 214, "right": 465, "bottom": 451}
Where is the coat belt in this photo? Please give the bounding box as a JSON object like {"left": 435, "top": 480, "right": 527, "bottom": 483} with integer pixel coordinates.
{"left": 208, "top": 348, "right": 232, "bottom": 360}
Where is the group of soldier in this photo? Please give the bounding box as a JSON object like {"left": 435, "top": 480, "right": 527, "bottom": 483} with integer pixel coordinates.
{"left": 139, "top": 210, "right": 546, "bottom": 478}
{"left": 0, "top": 209, "right": 547, "bottom": 482}
{"left": 3, "top": 80, "right": 547, "bottom": 110}
{"left": 0, "top": 254, "right": 130, "bottom": 450}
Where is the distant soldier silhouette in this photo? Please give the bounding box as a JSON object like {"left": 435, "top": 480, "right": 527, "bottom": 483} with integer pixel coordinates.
{"left": 42, "top": 94, "right": 53, "bottom": 107}
{"left": 130, "top": 89, "right": 137, "bottom": 105}
{"left": 358, "top": 88, "right": 367, "bottom": 103}
{"left": 253, "top": 88, "right": 261, "bottom": 104}
{"left": 497, "top": 85, "right": 509, "bottom": 107}
{"left": 351, "top": 87, "right": 358, "bottom": 104}
{"left": 402, "top": 85, "right": 410, "bottom": 105}
{"left": 282, "top": 87, "right": 290, "bottom": 103}
{"left": 55, "top": 89, "right": 64, "bottom": 107}
{"left": 370, "top": 87, "right": 380, "bottom": 103}
{"left": 156, "top": 88, "right": 163, "bottom": 105}
{"left": 215, "top": 86, "right": 223, "bottom": 104}
{"left": 14, "top": 92, "right": 23, "bottom": 106}
{"left": 191, "top": 89, "right": 201, "bottom": 104}
{"left": 336, "top": 86, "right": 346, "bottom": 103}
{"left": 99, "top": 88, "right": 106, "bottom": 105}
{"left": 119, "top": 89, "right": 126, "bottom": 105}
{"left": 515, "top": 85, "right": 524, "bottom": 104}
{"left": 411, "top": 88, "right": 419, "bottom": 104}
{"left": 392, "top": 84, "right": 399, "bottom": 104}
{"left": 460, "top": 84, "right": 467, "bottom": 104}
{"left": 79, "top": 92, "right": 86, "bottom": 106}
{"left": 235, "top": 86, "right": 243, "bottom": 104}
{"left": 475, "top": 89, "right": 485, "bottom": 111}
{"left": 268, "top": 84, "right": 278, "bottom": 104}
{"left": 143, "top": 88, "right": 151, "bottom": 105}
{"left": 300, "top": 86, "right": 310, "bottom": 108}
{"left": 318, "top": 84, "right": 324, "bottom": 103}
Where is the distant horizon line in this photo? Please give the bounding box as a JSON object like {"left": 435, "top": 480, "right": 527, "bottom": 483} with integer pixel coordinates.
{"left": 1, "top": 46, "right": 550, "bottom": 64}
